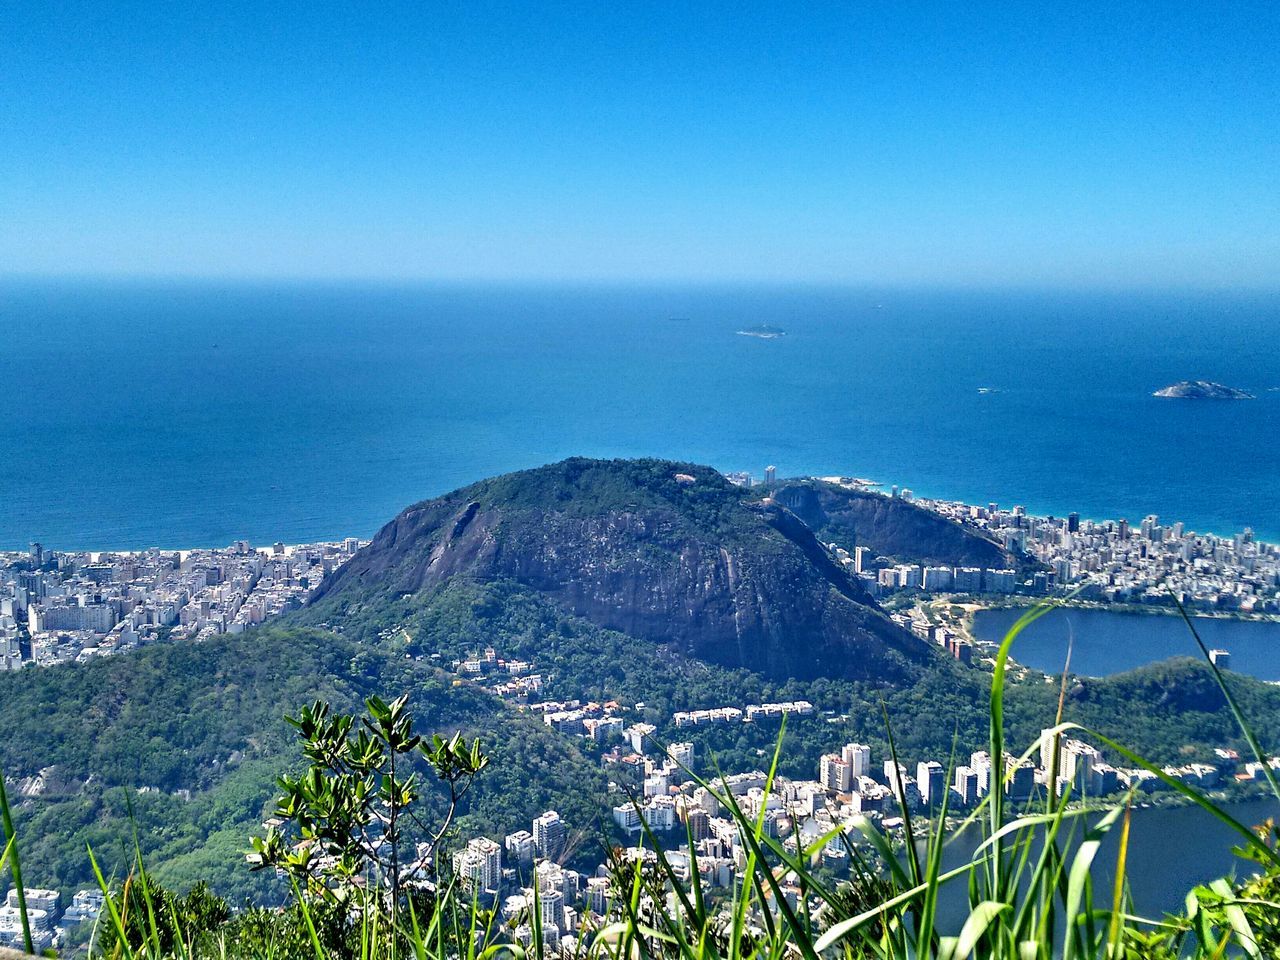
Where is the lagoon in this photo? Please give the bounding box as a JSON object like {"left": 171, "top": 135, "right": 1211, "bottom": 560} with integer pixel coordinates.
{"left": 929, "top": 798, "right": 1280, "bottom": 932}
{"left": 972, "top": 606, "right": 1280, "bottom": 681}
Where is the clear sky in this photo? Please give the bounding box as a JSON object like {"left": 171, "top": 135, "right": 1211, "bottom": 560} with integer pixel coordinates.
{"left": 4, "top": 2, "right": 1279, "bottom": 286}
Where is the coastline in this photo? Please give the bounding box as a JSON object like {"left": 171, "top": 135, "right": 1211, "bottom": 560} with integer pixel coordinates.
{"left": 904, "top": 595, "right": 1280, "bottom": 680}
{"left": 963, "top": 596, "right": 1280, "bottom": 628}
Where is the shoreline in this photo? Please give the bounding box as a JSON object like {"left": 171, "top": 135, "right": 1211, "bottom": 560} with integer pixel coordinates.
{"left": 906, "top": 595, "right": 1280, "bottom": 679}
{"left": 5, "top": 463, "right": 1279, "bottom": 555}
{"left": 965, "top": 596, "right": 1280, "bottom": 628}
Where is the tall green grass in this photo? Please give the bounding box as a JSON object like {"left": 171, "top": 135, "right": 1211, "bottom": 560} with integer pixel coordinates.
{"left": 0, "top": 768, "right": 33, "bottom": 954}
{"left": 7, "top": 599, "right": 1280, "bottom": 959}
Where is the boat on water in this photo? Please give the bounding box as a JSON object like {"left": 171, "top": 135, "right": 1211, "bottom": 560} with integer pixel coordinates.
{"left": 736, "top": 324, "right": 786, "bottom": 339}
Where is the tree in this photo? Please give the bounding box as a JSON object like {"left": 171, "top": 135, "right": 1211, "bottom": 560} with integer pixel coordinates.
{"left": 248, "top": 695, "right": 488, "bottom": 919}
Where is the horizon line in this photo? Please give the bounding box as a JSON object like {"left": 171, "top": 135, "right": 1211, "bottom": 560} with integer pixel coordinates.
{"left": 5, "top": 270, "right": 1280, "bottom": 297}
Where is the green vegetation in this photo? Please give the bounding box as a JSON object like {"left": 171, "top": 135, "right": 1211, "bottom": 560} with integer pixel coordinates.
{"left": 8, "top": 605, "right": 1279, "bottom": 958}
{"left": 250, "top": 695, "right": 488, "bottom": 902}
{"left": 771, "top": 479, "right": 1021, "bottom": 570}
{"left": 0, "top": 626, "right": 608, "bottom": 903}
{"left": 6, "top": 574, "right": 1280, "bottom": 908}
{"left": 324, "top": 574, "right": 1280, "bottom": 781}
{"left": 5, "top": 565, "right": 1280, "bottom": 910}
{"left": 307, "top": 458, "right": 932, "bottom": 684}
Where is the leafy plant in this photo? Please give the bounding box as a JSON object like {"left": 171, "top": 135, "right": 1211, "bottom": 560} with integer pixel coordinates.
{"left": 248, "top": 695, "right": 488, "bottom": 915}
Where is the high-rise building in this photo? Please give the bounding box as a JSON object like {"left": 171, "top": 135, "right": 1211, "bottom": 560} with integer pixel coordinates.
{"left": 1005, "top": 758, "right": 1036, "bottom": 801}
{"left": 986, "top": 568, "right": 1017, "bottom": 593}
{"left": 1067, "top": 512, "right": 1080, "bottom": 533}
{"left": 969, "top": 751, "right": 992, "bottom": 795}
{"left": 819, "top": 754, "right": 852, "bottom": 794}
{"left": 953, "top": 766, "right": 979, "bottom": 806}
{"left": 953, "top": 567, "right": 983, "bottom": 592}
{"left": 1064, "top": 741, "right": 1101, "bottom": 793}
{"left": 505, "top": 830, "right": 536, "bottom": 867}
{"left": 883, "top": 761, "right": 908, "bottom": 798}
{"left": 585, "top": 877, "right": 612, "bottom": 915}
{"left": 922, "top": 566, "right": 953, "bottom": 591}
{"left": 841, "top": 743, "right": 871, "bottom": 779}
{"left": 452, "top": 837, "right": 502, "bottom": 891}
{"left": 684, "top": 807, "right": 711, "bottom": 841}
{"left": 612, "top": 804, "right": 642, "bottom": 834}
{"left": 532, "top": 811, "right": 567, "bottom": 862}
{"left": 1039, "top": 728, "right": 1064, "bottom": 776}
{"left": 853, "top": 546, "right": 873, "bottom": 573}
{"left": 1090, "top": 764, "right": 1121, "bottom": 796}
{"left": 916, "top": 761, "right": 945, "bottom": 808}
{"left": 539, "top": 889, "right": 565, "bottom": 930}
{"left": 668, "top": 741, "right": 694, "bottom": 766}
{"left": 765, "top": 465, "right": 777, "bottom": 486}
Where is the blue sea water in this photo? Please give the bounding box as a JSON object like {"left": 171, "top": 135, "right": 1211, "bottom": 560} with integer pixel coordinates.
{"left": 2, "top": 280, "right": 1278, "bottom": 551}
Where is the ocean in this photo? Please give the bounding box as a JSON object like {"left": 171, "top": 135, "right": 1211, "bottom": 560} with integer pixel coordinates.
{"left": 2, "top": 280, "right": 1278, "bottom": 551}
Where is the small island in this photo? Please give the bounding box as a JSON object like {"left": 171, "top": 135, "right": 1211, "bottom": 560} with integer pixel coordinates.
{"left": 736, "top": 324, "right": 786, "bottom": 339}
{"left": 1153, "top": 380, "right": 1254, "bottom": 400}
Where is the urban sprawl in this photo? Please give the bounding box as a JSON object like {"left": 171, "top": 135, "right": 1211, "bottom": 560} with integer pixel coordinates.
{"left": 2, "top": 476, "right": 1278, "bottom": 951}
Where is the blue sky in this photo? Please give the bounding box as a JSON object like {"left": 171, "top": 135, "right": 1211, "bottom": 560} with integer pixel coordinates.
{"left": 3, "top": 2, "right": 1279, "bottom": 286}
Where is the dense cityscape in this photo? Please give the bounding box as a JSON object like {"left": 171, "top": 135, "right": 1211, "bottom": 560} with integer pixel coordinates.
{"left": 0, "top": 539, "right": 364, "bottom": 671}
{"left": 438, "top": 730, "right": 1274, "bottom": 956}
{"left": 906, "top": 490, "right": 1280, "bottom": 615}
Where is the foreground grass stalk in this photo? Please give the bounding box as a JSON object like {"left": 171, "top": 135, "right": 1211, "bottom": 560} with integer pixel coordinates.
{"left": 0, "top": 770, "right": 33, "bottom": 954}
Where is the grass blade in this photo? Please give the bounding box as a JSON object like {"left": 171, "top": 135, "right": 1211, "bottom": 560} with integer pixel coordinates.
{"left": 1170, "top": 590, "right": 1280, "bottom": 804}
{"left": 1106, "top": 797, "right": 1133, "bottom": 959}
{"left": 0, "top": 771, "right": 33, "bottom": 954}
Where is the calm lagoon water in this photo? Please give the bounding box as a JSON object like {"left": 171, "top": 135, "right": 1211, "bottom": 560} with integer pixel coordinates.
{"left": 2, "top": 281, "right": 1278, "bottom": 550}
{"left": 971, "top": 606, "right": 1280, "bottom": 680}
{"left": 929, "top": 798, "right": 1280, "bottom": 931}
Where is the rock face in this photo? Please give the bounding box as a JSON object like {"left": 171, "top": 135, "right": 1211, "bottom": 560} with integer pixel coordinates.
{"left": 772, "top": 480, "right": 1015, "bottom": 569}
{"left": 1153, "top": 380, "right": 1254, "bottom": 400}
{"left": 313, "top": 458, "right": 932, "bottom": 682}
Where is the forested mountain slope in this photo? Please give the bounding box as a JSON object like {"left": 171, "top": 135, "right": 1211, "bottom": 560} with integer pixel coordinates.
{"left": 310, "top": 458, "right": 934, "bottom": 682}
{"left": 772, "top": 479, "right": 1018, "bottom": 569}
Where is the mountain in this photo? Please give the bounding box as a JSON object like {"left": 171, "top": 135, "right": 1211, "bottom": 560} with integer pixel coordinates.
{"left": 311, "top": 458, "right": 932, "bottom": 683}
{"left": 771, "top": 479, "right": 1016, "bottom": 569}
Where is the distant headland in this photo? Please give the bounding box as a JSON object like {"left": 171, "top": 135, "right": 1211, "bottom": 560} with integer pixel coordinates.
{"left": 1153, "top": 380, "right": 1254, "bottom": 400}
